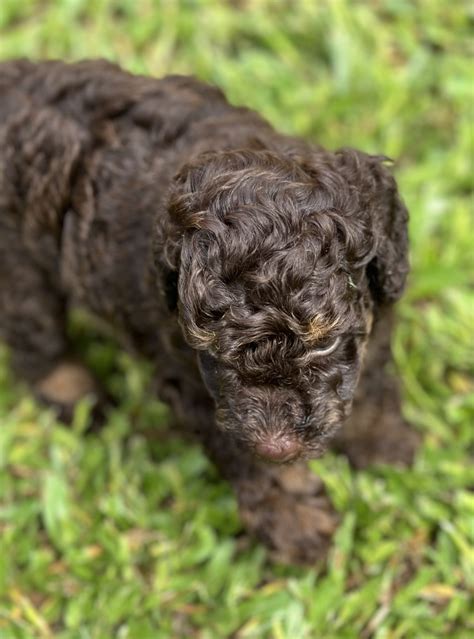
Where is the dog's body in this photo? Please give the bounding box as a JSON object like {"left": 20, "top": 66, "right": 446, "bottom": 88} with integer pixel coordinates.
{"left": 0, "top": 60, "right": 418, "bottom": 563}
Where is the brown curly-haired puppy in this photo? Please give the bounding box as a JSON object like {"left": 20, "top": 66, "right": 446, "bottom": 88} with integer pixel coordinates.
{"left": 0, "top": 60, "right": 419, "bottom": 564}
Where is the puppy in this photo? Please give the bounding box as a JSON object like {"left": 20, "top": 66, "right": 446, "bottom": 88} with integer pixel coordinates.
{"left": 0, "top": 60, "right": 418, "bottom": 563}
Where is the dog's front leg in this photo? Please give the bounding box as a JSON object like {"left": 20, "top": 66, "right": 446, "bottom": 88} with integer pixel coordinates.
{"left": 191, "top": 406, "right": 338, "bottom": 564}
{"left": 233, "top": 460, "right": 339, "bottom": 565}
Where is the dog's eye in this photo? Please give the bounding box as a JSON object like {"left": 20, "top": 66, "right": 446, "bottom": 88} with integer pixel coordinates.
{"left": 197, "top": 351, "right": 220, "bottom": 401}
{"left": 313, "top": 335, "right": 341, "bottom": 356}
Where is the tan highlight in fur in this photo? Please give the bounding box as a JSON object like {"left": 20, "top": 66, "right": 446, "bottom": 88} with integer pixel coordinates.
{"left": 187, "top": 326, "right": 216, "bottom": 348}
{"left": 305, "top": 313, "right": 340, "bottom": 343}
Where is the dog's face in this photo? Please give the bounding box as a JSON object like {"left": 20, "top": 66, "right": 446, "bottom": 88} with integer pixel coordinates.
{"left": 160, "top": 147, "right": 408, "bottom": 462}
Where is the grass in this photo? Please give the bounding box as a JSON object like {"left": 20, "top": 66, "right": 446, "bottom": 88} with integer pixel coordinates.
{"left": 0, "top": 1, "right": 472, "bottom": 637}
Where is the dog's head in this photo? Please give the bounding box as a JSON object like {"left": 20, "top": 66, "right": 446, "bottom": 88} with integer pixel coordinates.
{"left": 158, "top": 147, "right": 408, "bottom": 462}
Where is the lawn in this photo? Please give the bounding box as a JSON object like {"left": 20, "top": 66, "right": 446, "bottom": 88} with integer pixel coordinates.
{"left": 0, "top": 1, "right": 472, "bottom": 638}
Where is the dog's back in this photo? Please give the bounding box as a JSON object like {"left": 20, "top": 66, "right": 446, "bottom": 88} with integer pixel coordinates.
{"left": 0, "top": 60, "right": 272, "bottom": 362}
{"left": 0, "top": 59, "right": 229, "bottom": 133}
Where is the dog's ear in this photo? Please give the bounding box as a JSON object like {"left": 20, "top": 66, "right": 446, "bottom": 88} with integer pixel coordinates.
{"left": 335, "top": 149, "right": 409, "bottom": 305}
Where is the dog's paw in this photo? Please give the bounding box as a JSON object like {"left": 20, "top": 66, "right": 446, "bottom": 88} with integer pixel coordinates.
{"left": 34, "top": 361, "right": 111, "bottom": 429}
{"left": 237, "top": 464, "right": 338, "bottom": 565}
{"left": 338, "top": 418, "right": 420, "bottom": 470}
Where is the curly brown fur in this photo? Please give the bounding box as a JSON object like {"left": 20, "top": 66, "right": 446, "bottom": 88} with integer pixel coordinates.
{"left": 0, "top": 59, "right": 418, "bottom": 564}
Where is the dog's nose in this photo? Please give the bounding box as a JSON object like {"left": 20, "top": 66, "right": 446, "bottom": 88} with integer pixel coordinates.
{"left": 254, "top": 435, "right": 303, "bottom": 463}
